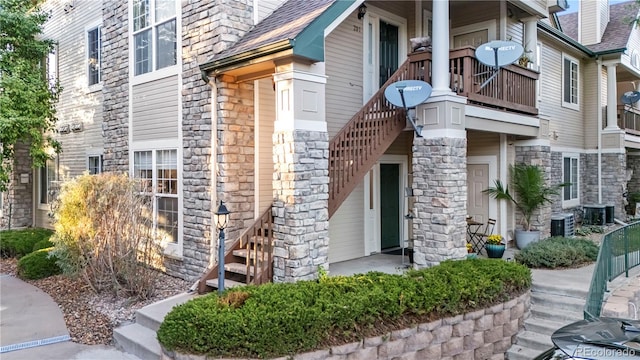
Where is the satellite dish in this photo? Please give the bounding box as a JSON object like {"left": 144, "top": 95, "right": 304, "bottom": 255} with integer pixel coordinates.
{"left": 384, "top": 80, "right": 432, "bottom": 137}
{"left": 475, "top": 40, "right": 524, "bottom": 68}
{"left": 621, "top": 91, "right": 640, "bottom": 105}
{"left": 384, "top": 80, "right": 432, "bottom": 108}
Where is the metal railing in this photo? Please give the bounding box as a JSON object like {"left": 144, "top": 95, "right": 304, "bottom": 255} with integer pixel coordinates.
{"left": 584, "top": 221, "right": 640, "bottom": 319}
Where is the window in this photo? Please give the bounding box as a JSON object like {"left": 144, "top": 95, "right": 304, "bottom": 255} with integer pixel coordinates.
{"left": 563, "top": 155, "right": 579, "bottom": 207}
{"left": 132, "top": 0, "right": 177, "bottom": 76}
{"left": 87, "top": 26, "right": 102, "bottom": 86}
{"left": 133, "top": 149, "right": 178, "bottom": 243}
{"left": 46, "top": 45, "right": 58, "bottom": 91}
{"left": 422, "top": 10, "right": 432, "bottom": 38}
{"left": 88, "top": 155, "right": 103, "bottom": 175}
{"left": 39, "top": 158, "right": 57, "bottom": 205}
{"left": 562, "top": 53, "right": 579, "bottom": 109}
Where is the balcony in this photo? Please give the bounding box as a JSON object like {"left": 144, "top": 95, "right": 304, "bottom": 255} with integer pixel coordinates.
{"left": 407, "top": 46, "right": 539, "bottom": 116}
{"left": 618, "top": 105, "right": 640, "bottom": 136}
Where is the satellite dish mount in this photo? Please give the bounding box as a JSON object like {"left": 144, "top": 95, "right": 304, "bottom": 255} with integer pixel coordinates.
{"left": 384, "top": 80, "right": 433, "bottom": 137}
{"left": 474, "top": 40, "right": 524, "bottom": 90}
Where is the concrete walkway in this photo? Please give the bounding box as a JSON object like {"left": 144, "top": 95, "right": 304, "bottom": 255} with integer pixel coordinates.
{"left": 0, "top": 274, "right": 140, "bottom": 360}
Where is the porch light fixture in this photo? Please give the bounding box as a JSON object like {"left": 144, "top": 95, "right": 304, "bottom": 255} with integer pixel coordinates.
{"left": 357, "top": 4, "right": 367, "bottom": 19}
{"left": 214, "top": 201, "right": 230, "bottom": 294}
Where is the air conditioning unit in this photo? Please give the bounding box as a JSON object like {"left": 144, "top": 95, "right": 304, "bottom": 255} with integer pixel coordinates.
{"left": 548, "top": 0, "right": 568, "bottom": 13}
{"left": 551, "top": 213, "right": 575, "bottom": 237}
{"left": 583, "top": 205, "right": 606, "bottom": 226}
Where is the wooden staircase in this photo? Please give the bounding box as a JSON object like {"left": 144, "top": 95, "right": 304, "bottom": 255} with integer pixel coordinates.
{"left": 198, "top": 60, "right": 415, "bottom": 293}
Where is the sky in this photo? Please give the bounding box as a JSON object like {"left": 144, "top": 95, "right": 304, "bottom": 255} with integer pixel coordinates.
{"left": 562, "top": 0, "right": 632, "bottom": 13}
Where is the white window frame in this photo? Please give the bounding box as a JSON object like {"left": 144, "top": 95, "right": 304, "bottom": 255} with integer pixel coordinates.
{"left": 422, "top": 9, "right": 432, "bottom": 38}
{"left": 536, "top": 42, "right": 542, "bottom": 102}
{"left": 129, "top": 0, "right": 180, "bottom": 85}
{"left": 46, "top": 45, "right": 58, "bottom": 91}
{"left": 87, "top": 155, "right": 103, "bottom": 175}
{"left": 86, "top": 21, "right": 102, "bottom": 91}
{"left": 38, "top": 158, "right": 57, "bottom": 209}
{"left": 562, "top": 153, "right": 580, "bottom": 208}
{"left": 132, "top": 148, "right": 182, "bottom": 257}
{"left": 561, "top": 53, "right": 580, "bottom": 110}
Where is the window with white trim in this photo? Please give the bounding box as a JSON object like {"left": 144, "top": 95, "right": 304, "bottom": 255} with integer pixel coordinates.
{"left": 133, "top": 149, "right": 178, "bottom": 243}
{"left": 562, "top": 155, "right": 579, "bottom": 207}
{"left": 562, "top": 53, "right": 579, "bottom": 109}
{"left": 87, "top": 26, "right": 102, "bottom": 86}
{"left": 39, "top": 158, "right": 57, "bottom": 205}
{"left": 132, "top": 0, "right": 177, "bottom": 76}
{"left": 46, "top": 45, "right": 58, "bottom": 91}
{"left": 88, "top": 155, "right": 103, "bottom": 175}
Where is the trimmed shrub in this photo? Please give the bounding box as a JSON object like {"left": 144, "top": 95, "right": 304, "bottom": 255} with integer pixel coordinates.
{"left": 0, "top": 228, "right": 54, "bottom": 258}
{"left": 515, "top": 236, "right": 598, "bottom": 268}
{"left": 33, "top": 239, "right": 54, "bottom": 252}
{"left": 157, "top": 259, "right": 531, "bottom": 358}
{"left": 17, "top": 248, "right": 62, "bottom": 280}
{"left": 50, "top": 173, "right": 161, "bottom": 298}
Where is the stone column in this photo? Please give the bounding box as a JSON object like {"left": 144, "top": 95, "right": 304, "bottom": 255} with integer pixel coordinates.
{"left": 431, "top": 0, "right": 453, "bottom": 95}
{"left": 272, "top": 63, "right": 329, "bottom": 282}
{"left": 1, "top": 142, "right": 33, "bottom": 229}
{"left": 606, "top": 63, "right": 619, "bottom": 130}
{"left": 514, "top": 143, "right": 552, "bottom": 237}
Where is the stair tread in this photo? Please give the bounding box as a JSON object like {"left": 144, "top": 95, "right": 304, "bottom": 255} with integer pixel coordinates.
{"left": 206, "top": 278, "right": 246, "bottom": 289}
{"left": 113, "top": 323, "right": 161, "bottom": 360}
{"left": 225, "top": 262, "right": 258, "bottom": 276}
{"left": 233, "top": 249, "right": 270, "bottom": 260}
{"left": 136, "top": 292, "right": 194, "bottom": 330}
{"left": 507, "top": 344, "right": 550, "bottom": 360}
{"left": 524, "top": 316, "right": 574, "bottom": 334}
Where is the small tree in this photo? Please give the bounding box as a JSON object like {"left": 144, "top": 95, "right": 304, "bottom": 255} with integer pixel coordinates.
{"left": 0, "top": 0, "right": 62, "bottom": 191}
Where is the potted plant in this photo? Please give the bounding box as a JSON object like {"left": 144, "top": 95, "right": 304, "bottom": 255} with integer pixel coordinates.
{"left": 484, "top": 164, "right": 566, "bottom": 249}
{"left": 485, "top": 234, "right": 505, "bottom": 258}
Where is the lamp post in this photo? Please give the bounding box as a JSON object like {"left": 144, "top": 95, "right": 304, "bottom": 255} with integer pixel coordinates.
{"left": 214, "top": 200, "right": 230, "bottom": 295}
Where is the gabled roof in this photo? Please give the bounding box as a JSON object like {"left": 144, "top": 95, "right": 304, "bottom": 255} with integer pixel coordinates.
{"left": 558, "top": 1, "right": 636, "bottom": 54}
{"left": 200, "top": 0, "right": 356, "bottom": 74}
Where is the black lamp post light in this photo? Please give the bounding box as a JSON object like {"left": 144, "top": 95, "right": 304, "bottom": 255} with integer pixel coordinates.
{"left": 214, "top": 200, "right": 230, "bottom": 294}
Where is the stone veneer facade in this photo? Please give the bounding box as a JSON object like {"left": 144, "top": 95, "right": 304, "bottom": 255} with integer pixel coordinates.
{"left": 411, "top": 137, "right": 468, "bottom": 267}
{"left": 515, "top": 145, "right": 552, "bottom": 237}
{"left": 581, "top": 153, "right": 627, "bottom": 221}
{"left": 0, "top": 143, "right": 33, "bottom": 229}
{"left": 163, "top": 292, "right": 530, "bottom": 360}
{"left": 272, "top": 130, "right": 330, "bottom": 282}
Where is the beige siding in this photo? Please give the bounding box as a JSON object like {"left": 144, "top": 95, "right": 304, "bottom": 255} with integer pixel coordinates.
{"left": 386, "top": 131, "right": 413, "bottom": 155}
{"left": 451, "top": 1, "right": 500, "bottom": 32}
{"left": 329, "top": 181, "right": 365, "bottom": 263}
{"left": 599, "top": 0, "right": 609, "bottom": 39}
{"left": 622, "top": 22, "right": 640, "bottom": 71}
{"left": 325, "top": 13, "right": 364, "bottom": 138}
{"left": 580, "top": 1, "right": 598, "bottom": 45}
{"left": 256, "top": 0, "right": 285, "bottom": 23}
{"left": 34, "top": 208, "right": 51, "bottom": 229}
{"left": 40, "top": 0, "right": 104, "bottom": 180}
{"left": 506, "top": 17, "right": 523, "bottom": 48}
{"left": 468, "top": 132, "right": 500, "bottom": 157}
{"left": 132, "top": 76, "right": 180, "bottom": 142}
{"left": 582, "top": 62, "right": 599, "bottom": 149}
{"left": 537, "top": 36, "right": 585, "bottom": 149}
{"left": 256, "top": 78, "right": 275, "bottom": 213}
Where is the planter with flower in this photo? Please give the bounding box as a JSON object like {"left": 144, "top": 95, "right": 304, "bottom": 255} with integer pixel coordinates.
{"left": 485, "top": 234, "right": 505, "bottom": 259}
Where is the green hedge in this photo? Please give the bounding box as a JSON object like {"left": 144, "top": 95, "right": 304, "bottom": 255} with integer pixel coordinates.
{"left": 515, "top": 236, "right": 598, "bottom": 268}
{"left": 0, "top": 228, "right": 54, "bottom": 258}
{"left": 157, "top": 259, "right": 531, "bottom": 358}
{"left": 17, "top": 247, "right": 62, "bottom": 280}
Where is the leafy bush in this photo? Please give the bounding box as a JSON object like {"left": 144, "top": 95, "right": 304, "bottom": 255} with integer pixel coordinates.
{"left": 17, "top": 248, "right": 61, "bottom": 280}
{"left": 575, "top": 225, "right": 604, "bottom": 237}
{"left": 515, "top": 237, "right": 598, "bottom": 268}
{"left": 157, "top": 260, "right": 531, "bottom": 358}
{"left": 0, "top": 228, "right": 54, "bottom": 258}
{"left": 50, "top": 173, "right": 162, "bottom": 298}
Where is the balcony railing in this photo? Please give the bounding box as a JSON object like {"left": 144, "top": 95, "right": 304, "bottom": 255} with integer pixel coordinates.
{"left": 408, "top": 46, "right": 539, "bottom": 115}
{"left": 618, "top": 105, "right": 640, "bottom": 136}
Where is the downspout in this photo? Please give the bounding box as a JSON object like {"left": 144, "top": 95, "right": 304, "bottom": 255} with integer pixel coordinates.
{"left": 597, "top": 57, "right": 602, "bottom": 204}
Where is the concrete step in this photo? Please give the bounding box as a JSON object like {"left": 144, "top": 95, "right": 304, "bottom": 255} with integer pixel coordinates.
{"left": 205, "top": 278, "right": 245, "bottom": 289}
{"left": 135, "top": 293, "right": 194, "bottom": 332}
{"left": 530, "top": 292, "right": 586, "bottom": 313}
{"left": 113, "top": 323, "right": 161, "bottom": 360}
{"left": 514, "top": 330, "right": 553, "bottom": 352}
{"left": 531, "top": 283, "right": 588, "bottom": 299}
{"left": 506, "top": 343, "right": 549, "bottom": 360}
{"left": 530, "top": 305, "right": 584, "bottom": 323}
{"left": 523, "top": 316, "right": 572, "bottom": 336}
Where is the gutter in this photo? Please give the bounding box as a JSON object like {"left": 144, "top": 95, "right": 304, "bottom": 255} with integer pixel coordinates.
{"left": 200, "top": 39, "right": 294, "bottom": 74}
{"left": 537, "top": 21, "right": 594, "bottom": 57}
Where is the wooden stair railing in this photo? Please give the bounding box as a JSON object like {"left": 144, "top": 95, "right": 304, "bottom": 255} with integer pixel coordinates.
{"left": 198, "top": 206, "right": 273, "bottom": 293}
{"left": 328, "top": 58, "right": 413, "bottom": 217}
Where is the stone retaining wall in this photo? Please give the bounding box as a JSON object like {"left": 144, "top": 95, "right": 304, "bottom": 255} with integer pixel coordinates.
{"left": 162, "top": 292, "right": 530, "bottom": 360}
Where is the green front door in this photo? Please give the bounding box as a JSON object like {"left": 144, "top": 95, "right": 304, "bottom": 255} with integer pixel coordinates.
{"left": 380, "top": 164, "right": 400, "bottom": 250}
{"left": 379, "top": 20, "right": 399, "bottom": 86}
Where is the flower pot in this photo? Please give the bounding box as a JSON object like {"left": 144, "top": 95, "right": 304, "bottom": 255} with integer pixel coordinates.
{"left": 485, "top": 244, "right": 505, "bottom": 259}
{"left": 515, "top": 229, "right": 540, "bottom": 249}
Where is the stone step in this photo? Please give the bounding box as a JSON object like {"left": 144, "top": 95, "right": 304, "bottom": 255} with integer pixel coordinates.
{"left": 113, "top": 323, "right": 161, "bottom": 360}
{"left": 506, "top": 343, "right": 548, "bottom": 360}
{"left": 523, "top": 316, "right": 572, "bottom": 336}
{"left": 530, "top": 305, "right": 584, "bottom": 323}
{"left": 205, "top": 278, "right": 245, "bottom": 290}
{"left": 135, "top": 292, "right": 195, "bottom": 332}
{"left": 514, "top": 330, "right": 553, "bottom": 352}
{"left": 530, "top": 292, "right": 586, "bottom": 312}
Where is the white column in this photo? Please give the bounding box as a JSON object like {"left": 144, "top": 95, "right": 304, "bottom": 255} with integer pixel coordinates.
{"left": 606, "top": 63, "right": 619, "bottom": 130}
{"left": 431, "top": 0, "right": 452, "bottom": 95}
{"left": 523, "top": 17, "right": 538, "bottom": 68}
